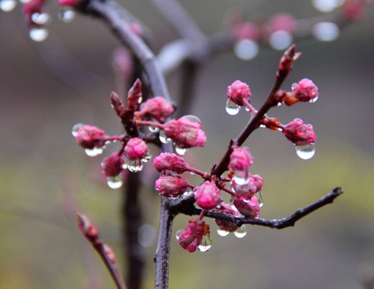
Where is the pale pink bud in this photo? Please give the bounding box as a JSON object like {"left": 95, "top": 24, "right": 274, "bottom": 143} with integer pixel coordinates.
{"left": 177, "top": 219, "right": 210, "bottom": 253}
{"left": 214, "top": 203, "right": 240, "bottom": 232}
{"left": 110, "top": 91, "right": 126, "bottom": 118}
{"left": 233, "top": 196, "right": 260, "bottom": 218}
{"left": 57, "top": 0, "right": 79, "bottom": 7}
{"left": 278, "top": 45, "right": 301, "bottom": 76}
{"left": 127, "top": 79, "right": 142, "bottom": 111}
{"left": 153, "top": 152, "right": 187, "bottom": 174}
{"left": 138, "top": 96, "right": 174, "bottom": 123}
{"left": 76, "top": 213, "right": 99, "bottom": 241}
{"left": 164, "top": 117, "right": 206, "bottom": 149}
{"left": 292, "top": 78, "right": 319, "bottom": 102}
{"left": 101, "top": 153, "right": 124, "bottom": 177}
{"left": 233, "top": 22, "right": 260, "bottom": 41}
{"left": 155, "top": 176, "right": 191, "bottom": 197}
{"left": 229, "top": 147, "right": 254, "bottom": 181}
{"left": 194, "top": 181, "right": 222, "bottom": 210}
{"left": 227, "top": 80, "right": 252, "bottom": 106}
{"left": 75, "top": 125, "right": 107, "bottom": 149}
{"left": 283, "top": 118, "right": 317, "bottom": 146}
{"left": 124, "top": 138, "right": 149, "bottom": 160}
{"left": 233, "top": 174, "right": 263, "bottom": 199}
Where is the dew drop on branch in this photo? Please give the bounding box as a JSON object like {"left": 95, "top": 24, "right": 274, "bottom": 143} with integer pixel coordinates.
{"left": 72, "top": 123, "right": 84, "bottom": 137}
{"left": 141, "top": 151, "right": 152, "bottom": 163}
{"left": 0, "top": 0, "right": 16, "bottom": 12}
{"left": 29, "top": 27, "right": 49, "bottom": 42}
{"left": 295, "top": 143, "right": 316, "bottom": 160}
{"left": 128, "top": 159, "right": 143, "bottom": 172}
{"left": 175, "top": 147, "right": 187, "bottom": 156}
{"left": 107, "top": 175, "right": 123, "bottom": 189}
{"left": 198, "top": 234, "right": 212, "bottom": 252}
{"left": 85, "top": 147, "right": 104, "bottom": 157}
{"left": 217, "top": 229, "right": 230, "bottom": 237}
{"left": 234, "top": 225, "right": 247, "bottom": 238}
{"left": 149, "top": 125, "right": 159, "bottom": 133}
{"left": 159, "top": 130, "right": 171, "bottom": 144}
{"left": 225, "top": 99, "right": 240, "bottom": 116}
{"left": 256, "top": 192, "right": 264, "bottom": 208}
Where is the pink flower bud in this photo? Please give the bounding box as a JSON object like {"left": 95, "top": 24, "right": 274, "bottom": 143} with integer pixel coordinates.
{"left": 177, "top": 219, "right": 210, "bottom": 253}
{"left": 233, "top": 196, "right": 260, "bottom": 218}
{"left": 75, "top": 125, "right": 107, "bottom": 150}
{"left": 278, "top": 45, "right": 301, "bottom": 76}
{"left": 164, "top": 117, "right": 206, "bottom": 149}
{"left": 214, "top": 203, "right": 241, "bottom": 232}
{"left": 233, "top": 174, "right": 264, "bottom": 199}
{"left": 155, "top": 176, "right": 191, "bottom": 197}
{"left": 137, "top": 96, "right": 174, "bottom": 123}
{"left": 194, "top": 181, "right": 222, "bottom": 210}
{"left": 292, "top": 78, "right": 319, "bottom": 102}
{"left": 76, "top": 213, "right": 99, "bottom": 241}
{"left": 229, "top": 147, "right": 254, "bottom": 182}
{"left": 227, "top": 80, "right": 252, "bottom": 106}
{"left": 343, "top": 0, "right": 366, "bottom": 21}
{"left": 101, "top": 153, "right": 124, "bottom": 177}
{"left": 153, "top": 152, "right": 187, "bottom": 174}
{"left": 57, "top": 0, "right": 79, "bottom": 7}
{"left": 283, "top": 118, "right": 317, "bottom": 146}
{"left": 110, "top": 91, "right": 126, "bottom": 118}
{"left": 124, "top": 138, "right": 149, "bottom": 160}
{"left": 233, "top": 22, "right": 260, "bottom": 41}
{"left": 127, "top": 79, "right": 142, "bottom": 111}
{"left": 103, "top": 244, "right": 116, "bottom": 264}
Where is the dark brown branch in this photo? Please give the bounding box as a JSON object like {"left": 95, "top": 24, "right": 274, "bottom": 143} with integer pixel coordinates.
{"left": 171, "top": 187, "right": 343, "bottom": 229}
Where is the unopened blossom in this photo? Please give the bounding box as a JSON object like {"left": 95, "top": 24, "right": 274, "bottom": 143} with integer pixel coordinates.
{"left": 76, "top": 213, "right": 98, "bottom": 241}
{"left": 124, "top": 138, "right": 149, "bottom": 160}
{"left": 127, "top": 79, "right": 142, "bottom": 111}
{"left": 153, "top": 152, "right": 187, "bottom": 174}
{"left": 292, "top": 78, "right": 319, "bottom": 102}
{"left": 194, "top": 181, "right": 222, "bottom": 210}
{"left": 233, "top": 196, "right": 260, "bottom": 218}
{"left": 227, "top": 80, "right": 252, "bottom": 106}
{"left": 233, "top": 174, "right": 264, "bottom": 199}
{"left": 101, "top": 153, "right": 124, "bottom": 177}
{"left": 110, "top": 91, "right": 126, "bottom": 118}
{"left": 233, "top": 22, "right": 260, "bottom": 41}
{"left": 229, "top": 147, "right": 254, "bottom": 182}
{"left": 164, "top": 117, "right": 206, "bottom": 149}
{"left": 214, "top": 203, "right": 241, "bottom": 233}
{"left": 283, "top": 118, "right": 317, "bottom": 146}
{"left": 75, "top": 125, "right": 107, "bottom": 150}
{"left": 278, "top": 45, "right": 301, "bottom": 76}
{"left": 177, "top": 219, "right": 210, "bottom": 253}
{"left": 137, "top": 96, "right": 174, "bottom": 123}
{"left": 155, "top": 176, "right": 191, "bottom": 197}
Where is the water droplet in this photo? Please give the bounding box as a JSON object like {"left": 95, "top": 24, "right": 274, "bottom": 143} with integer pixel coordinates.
{"left": 260, "top": 124, "right": 266, "bottom": 128}
{"left": 295, "top": 143, "right": 316, "bottom": 160}
{"left": 181, "top": 115, "right": 201, "bottom": 124}
{"left": 141, "top": 151, "right": 152, "bottom": 163}
{"left": 234, "top": 225, "right": 247, "bottom": 238}
{"left": 138, "top": 96, "right": 143, "bottom": 104}
{"left": 198, "top": 234, "right": 212, "bottom": 252}
{"left": 29, "top": 27, "right": 49, "bottom": 42}
{"left": 256, "top": 192, "right": 264, "bottom": 208}
{"left": 175, "top": 229, "right": 183, "bottom": 241}
{"left": 225, "top": 99, "right": 240, "bottom": 115}
{"left": 128, "top": 159, "right": 143, "bottom": 172}
{"left": 312, "top": 0, "right": 343, "bottom": 12}
{"left": 0, "top": 0, "right": 16, "bottom": 11}
{"left": 72, "top": 123, "right": 84, "bottom": 137}
{"left": 176, "top": 147, "right": 187, "bottom": 155}
{"left": 291, "top": 83, "right": 297, "bottom": 90}
{"left": 189, "top": 171, "right": 195, "bottom": 175}
{"left": 234, "top": 39, "right": 259, "bottom": 61}
{"left": 312, "top": 22, "right": 339, "bottom": 42}
{"left": 277, "top": 102, "right": 282, "bottom": 107}
{"left": 159, "top": 130, "right": 171, "bottom": 144}
{"left": 19, "top": 0, "right": 31, "bottom": 3}
{"left": 31, "top": 12, "right": 50, "bottom": 25}
{"left": 217, "top": 229, "right": 230, "bottom": 237}
{"left": 107, "top": 175, "right": 123, "bottom": 189}
{"left": 269, "top": 30, "right": 293, "bottom": 51}
{"left": 122, "top": 159, "right": 128, "bottom": 170}
{"left": 85, "top": 147, "right": 104, "bottom": 157}
{"left": 149, "top": 125, "right": 159, "bottom": 133}
{"left": 309, "top": 96, "right": 319, "bottom": 103}
{"left": 233, "top": 171, "right": 249, "bottom": 185}
{"left": 58, "top": 8, "right": 75, "bottom": 23}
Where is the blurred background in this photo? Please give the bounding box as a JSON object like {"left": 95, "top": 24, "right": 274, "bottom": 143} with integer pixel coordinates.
{"left": 1, "top": 0, "right": 374, "bottom": 288}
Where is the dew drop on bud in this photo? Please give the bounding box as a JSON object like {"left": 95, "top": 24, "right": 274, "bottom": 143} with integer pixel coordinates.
{"left": 295, "top": 143, "right": 316, "bottom": 160}
{"left": 189, "top": 171, "right": 195, "bottom": 175}
{"left": 85, "top": 147, "right": 104, "bottom": 157}
{"left": 198, "top": 234, "right": 212, "bottom": 252}
{"left": 269, "top": 30, "right": 293, "bottom": 51}
{"left": 122, "top": 159, "right": 128, "bottom": 170}
{"left": 31, "top": 12, "right": 51, "bottom": 25}
{"left": 72, "top": 123, "right": 84, "bottom": 137}
{"left": 309, "top": 96, "right": 319, "bottom": 103}
{"left": 175, "top": 229, "right": 183, "bottom": 241}
{"left": 149, "top": 125, "right": 159, "bottom": 133}
{"left": 159, "top": 130, "right": 171, "bottom": 144}
{"left": 128, "top": 159, "right": 143, "bottom": 172}
{"left": 256, "top": 192, "right": 264, "bottom": 208}
{"left": 217, "top": 229, "right": 230, "bottom": 237}
{"left": 175, "top": 147, "right": 187, "bottom": 156}
{"left": 141, "top": 151, "right": 152, "bottom": 163}
{"left": 181, "top": 115, "right": 201, "bottom": 124}
{"left": 58, "top": 8, "right": 75, "bottom": 23}
{"left": 0, "top": 0, "right": 16, "bottom": 12}
{"left": 234, "top": 39, "right": 259, "bottom": 61}
{"left": 29, "top": 27, "right": 49, "bottom": 42}
{"left": 233, "top": 171, "right": 249, "bottom": 185}
{"left": 225, "top": 99, "right": 240, "bottom": 116}
{"left": 291, "top": 83, "right": 297, "bottom": 90}
{"left": 234, "top": 225, "right": 247, "bottom": 238}
{"left": 138, "top": 96, "right": 143, "bottom": 104}
{"left": 107, "top": 175, "right": 123, "bottom": 189}
{"left": 312, "top": 22, "right": 339, "bottom": 42}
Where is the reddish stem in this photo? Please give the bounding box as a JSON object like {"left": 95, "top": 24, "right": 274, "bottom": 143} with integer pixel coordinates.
{"left": 135, "top": 120, "right": 165, "bottom": 129}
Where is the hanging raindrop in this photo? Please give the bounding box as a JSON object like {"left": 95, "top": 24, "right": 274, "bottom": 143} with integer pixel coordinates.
{"left": 142, "top": 151, "right": 152, "bottom": 163}
{"left": 309, "top": 96, "right": 319, "bottom": 103}
{"left": 159, "top": 130, "right": 171, "bottom": 144}
{"left": 175, "top": 147, "right": 187, "bottom": 156}
{"left": 29, "top": 27, "right": 49, "bottom": 42}
{"left": 217, "top": 229, "right": 230, "bottom": 237}
{"left": 295, "top": 143, "right": 316, "bottom": 160}
{"left": 234, "top": 225, "right": 247, "bottom": 238}
{"left": 198, "top": 234, "right": 212, "bottom": 252}
{"left": 72, "top": 123, "right": 84, "bottom": 137}
{"left": 31, "top": 12, "right": 50, "bottom": 25}
{"left": 256, "top": 192, "right": 264, "bottom": 208}
{"left": 122, "top": 159, "right": 128, "bottom": 170}
{"left": 128, "top": 159, "right": 143, "bottom": 172}
{"left": 58, "top": 8, "right": 75, "bottom": 23}
{"left": 175, "top": 229, "right": 183, "bottom": 241}
{"left": 225, "top": 99, "right": 240, "bottom": 116}
{"left": 233, "top": 171, "right": 249, "bottom": 185}
{"left": 0, "top": 0, "right": 16, "bottom": 11}
{"left": 85, "top": 147, "right": 104, "bottom": 157}
{"left": 107, "top": 175, "right": 123, "bottom": 189}
{"left": 181, "top": 115, "right": 201, "bottom": 124}
{"left": 149, "top": 125, "right": 159, "bottom": 133}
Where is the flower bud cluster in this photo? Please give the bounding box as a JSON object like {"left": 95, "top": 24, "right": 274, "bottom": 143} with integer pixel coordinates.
{"left": 283, "top": 118, "right": 317, "bottom": 146}
{"left": 227, "top": 80, "right": 252, "bottom": 106}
